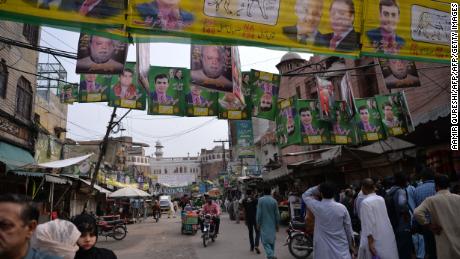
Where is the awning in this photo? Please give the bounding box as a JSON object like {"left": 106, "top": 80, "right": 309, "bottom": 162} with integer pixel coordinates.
{"left": 109, "top": 187, "right": 150, "bottom": 198}
{"left": 45, "top": 174, "right": 72, "bottom": 185}
{"left": 62, "top": 175, "right": 111, "bottom": 194}
{"left": 36, "top": 153, "right": 93, "bottom": 169}
{"left": 11, "top": 171, "right": 44, "bottom": 177}
{"left": 0, "top": 142, "right": 35, "bottom": 170}
{"left": 262, "top": 166, "right": 291, "bottom": 181}
{"left": 412, "top": 102, "right": 450, "bottom": 127}
{"left": 287, "top": 146, "right": 342, "bottom": 168}
{"left": 349, "top": 137, "right": 415, "bottom": 154}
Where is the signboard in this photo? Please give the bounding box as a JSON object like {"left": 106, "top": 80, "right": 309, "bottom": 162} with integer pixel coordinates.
{"left": 235, "top": 120, "right": 255, "bottom": 158}
{"left": 59, "top": 84, "right": 78, "bottom": 104}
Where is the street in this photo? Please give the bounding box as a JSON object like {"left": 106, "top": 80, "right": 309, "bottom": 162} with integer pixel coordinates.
{"left": 97, "top": 213, "right": 295, "bottom": 259}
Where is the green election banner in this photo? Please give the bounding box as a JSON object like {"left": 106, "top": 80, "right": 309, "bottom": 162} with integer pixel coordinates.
{"left": 78, "top": 74, "right": 111, "bottom": 102}
{"left": 242, "top": 71, "right": 254, "bottom": 116}
{"left": 59, "top": 84, "right": 78, "bottom": 104}
{"left": 331, "top": 101, "right": 359, "bottom": 145}
{"left": 251, "top": 69, "right": 279, "bottom": 121}
{"left": 276, "top": 98, "right": 301, "bottom": 148}
{"left": 108, "top": 62, "right": 146, "bottom": 110}
{"left": 147, "top": 66, "right": 187, "bottom": 116}
{"left": 375, "top": 92, "right": 414, "bottom": 137}
{"left": 184, "top": 84, "right": 218, "bottom": 117}
{"left": 235, "top": 120, "right": 255, "bottom": 158}
{"left": 297, "top": 99, "right": 330, "bottom": 145}
{"left": 355, "top": 98, "right": 386, "bottom": 142}
{"left": 218, "top": 92, "right": 249, "bottom": 120}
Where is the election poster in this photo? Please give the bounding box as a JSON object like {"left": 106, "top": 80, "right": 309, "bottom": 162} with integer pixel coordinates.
{"left": 375, "top": 92, "right": 414, "bottom": 137}
{"left": 379, "top": 58, "right": 421, "bottom": 89}
{"left": 297, "top": 99, "right": 330, "bottom": 145}
{"left": 235, "top": 120, "right": 255, "bottom": 158}
{"left": 78, "top": 74, "right": 111, "bottom": 103}
{"left": 340, "top": 72, "right": 357, "bottom": 120}
{"left": 76, "top": 33, "right": 128, "bottom": 74}
{"left": 316, "top": 76, "right": 336, "bottom": 121}
{"left": 147, "top": 66, "right": 186, "bottom": 116}
{"left": 354, "top": 97, "right": 386, "bottom": 142}
{"left": 108, "top": 62, "right": 146, "bottom": 110}
{"left": 251, "top": 69, "right": 280, "bottom": 121}
{"left": 184, "top": 84, "right": 218, "bottom": 117}
{"left": 59, "top": 83, "right": 78, "bottom": 104}
{"left": 330, "top": 101, "right": 359, "bottom": 145}
{"left": 191, "top": 45, "right": 233, "bottom": 93}
{"left": 276, "top": 98, "right": 301, "bottom": 148}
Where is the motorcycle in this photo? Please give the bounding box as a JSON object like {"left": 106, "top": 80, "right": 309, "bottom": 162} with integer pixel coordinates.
{"left": 97, "top": 218, "right": 127, "bottom": 241}
{"left": 285, "top": 219, "right": 313, "bottom": 259}
{"left": 152, "top": 206, "right": 161, "bottom": 223}
{"left": 201, "top": 214, "right": 217, "bottom": 247}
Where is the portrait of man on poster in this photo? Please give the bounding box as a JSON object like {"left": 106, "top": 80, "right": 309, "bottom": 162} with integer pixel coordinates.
{"left": 76, "top": 35, "right": 126, "bottom": 74}
{"left": 136, "top": 0, "right": 194, "bottom": 30}
{"left": 382, "top": 59, "right": 420, "bottom": 88}
{"left": 299, "top": 107, "right": 323, "bottom": 135}
{"left": 366, "top": 0, "right": 405, "bottom": 53}
{"left": 358, "top": 105, "right": 379, "bottom": 133}
{"left": 282, "top": 0, "right": 324, "bottom": 45}
{"left": 186, "top": 85, "right": 212, "bottom": 107}
{"left": 315, "top": 0, "right": 360, "bottom": 51}
{"left": 113, "top": 68, "right": 140, "bottom": 100}
{"left": 150, "top": 73, "right": 176, "bottom": 105}
{"left": 381, "top": 101, "right": 401, "bottom": 128}
{"left": 80, "top": 74, "right": 103, "bottom": 93}
{"left": 191, "top": 46, "right": 233, "bottom": 92}
{"left": 57, "top": 0, "right": 123, "bottom": 18}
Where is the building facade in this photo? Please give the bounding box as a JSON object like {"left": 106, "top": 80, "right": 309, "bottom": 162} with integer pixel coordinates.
{"left": 199, "top": 145, "right": 230, "bottom": 181}
{"left": 150, "top": 141, "right": 200, "bottom": 186}
{"left": 0, "top": 21, "right": 40, "bottom": 192}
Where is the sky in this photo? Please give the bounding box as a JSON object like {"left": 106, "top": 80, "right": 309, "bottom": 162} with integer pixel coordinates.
{"left": 39, "top": 27, "right": 312, "bottom": 158}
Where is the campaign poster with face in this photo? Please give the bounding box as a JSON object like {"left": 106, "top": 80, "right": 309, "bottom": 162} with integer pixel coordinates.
{"left": 76, "top": 33, "right": 128, "bottom": 74}
{"left": 354, "top": 98, "right": 386, "bottom": 142}
{"left": 251, "top": 69, "right": 280, "bottom": 121}
{"left": 78, "top": 74, "right": 111, "bottom": 102}
{"left": 184, "top": 83, "right": 218, "bottom": 117}
{"left": 190, "top": 45, "right": 233, "bottom": 93}
{"left": 108, "top": 62, "right": 146, "bottom": 110}
{"left": 275, "top": 98, "right": 301, "bottom": 148}
{"left": 316, "top": 76, "right": 336, "bottom": 121}
{"left": 147, "top": 66, "right": 186, "bottom": 116}
{"left": 375, "top": 92, "right": 413, "bottom": 137}
{"left": 379, "top": 58, "right": 421, "bottom": 89}
{"left": 331, "top": 101, "right": 359, "bottom": 145}
{"left": 297, "top": 99, "right": 330, "bottom": 145}
{"left": 59, "top": 83, "right": 78, "bottom": 104}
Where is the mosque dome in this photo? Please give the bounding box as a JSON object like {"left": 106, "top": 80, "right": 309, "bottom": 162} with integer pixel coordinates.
{"left": 280, "top": 52, "right": 303, "bottom": 63}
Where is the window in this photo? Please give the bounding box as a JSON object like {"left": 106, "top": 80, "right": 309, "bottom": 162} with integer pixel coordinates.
{"left": 296, "top": 85, "right": 301, "bottom": 99}
{"left": 0, "top": 59, "right": 7, "bottom": 98}
{"left": 22, "top": 24, "right": 39, "bottom": 46}
{"left": 16, "top": 77, "right": 32, "bottom": 120}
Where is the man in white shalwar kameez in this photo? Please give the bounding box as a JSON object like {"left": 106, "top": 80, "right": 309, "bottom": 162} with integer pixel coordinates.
{"left": 358, "top": 178, "right": 399, "bottom": 259}
{"left": 302, "top": 182, "right": 355, "bottom": 259}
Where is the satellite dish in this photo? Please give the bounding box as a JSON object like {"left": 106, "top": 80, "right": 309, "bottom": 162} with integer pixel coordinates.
{"left": 79, "top": 161, "right": 90, "bottom": 175}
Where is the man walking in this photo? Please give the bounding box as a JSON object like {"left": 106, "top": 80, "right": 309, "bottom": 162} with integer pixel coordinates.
{"left": 233, "top": 197, "right": 240, "bottom": 223}
{"left": 414, "top": 174, "right": 460, "bottom": 258}
{"left": 242, "top": 190, "right": 261, "bottom": 254}
{"left": 256, "top": 187, "right": 280, "bottom": 259}
{"left": 302, "top": 182, "right": 355, "bottom": 259}
{"left": 358, "top": 179, "right": 399, "bottom": 259}
{"left": 414, "top": 168, "right": 437, "bottom": 259}
{"left": 386, "top": 172, "right": 413, "bottom": 259}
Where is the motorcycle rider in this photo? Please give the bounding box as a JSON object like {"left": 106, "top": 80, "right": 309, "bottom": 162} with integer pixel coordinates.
{"left": 200, "top": 194, "right": 221, "bottom": 235}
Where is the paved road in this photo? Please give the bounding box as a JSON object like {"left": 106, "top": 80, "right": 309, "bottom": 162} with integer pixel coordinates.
{"left": 97, "top": 213, "right": 294, "bottom": 259}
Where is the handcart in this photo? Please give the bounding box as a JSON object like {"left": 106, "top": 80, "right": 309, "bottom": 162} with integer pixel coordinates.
{"left": 181, "top": 210, "right": 199, "bottom": 235}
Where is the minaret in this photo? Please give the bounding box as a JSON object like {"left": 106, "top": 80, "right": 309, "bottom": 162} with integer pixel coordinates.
{"left": 154, "top": 140, "right": 164, "bottom": 161}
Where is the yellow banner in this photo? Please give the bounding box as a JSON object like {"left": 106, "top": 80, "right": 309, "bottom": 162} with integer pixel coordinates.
{"left": 361, "top": 0, "right": 451, "bottom": 62}
{"left": 129, "top": 0, "right": 363, "bottom": 58}
{"left": 1, "top": 0, "right": 126, "bottom": 28}
{"left": 0, "top": 0, "right": 452, "bottom": 62}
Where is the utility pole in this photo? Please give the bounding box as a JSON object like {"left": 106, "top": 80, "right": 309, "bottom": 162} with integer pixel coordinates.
{"left": 82, "top": 107, "right": 132, "bottom": 212}
{"left": 213, "top": 139, "right": 229, "bottom": 173}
